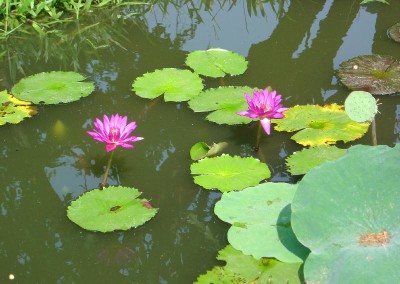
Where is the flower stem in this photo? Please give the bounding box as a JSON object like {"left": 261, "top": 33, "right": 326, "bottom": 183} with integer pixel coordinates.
{"left": 100, "top": 150, "right": 114, "bottom": 189}
{"left": 371, "top": 118, "right": 377, "bottom": 146}
{"left": 255, "top": 122, "right": 263, "bottom": 152}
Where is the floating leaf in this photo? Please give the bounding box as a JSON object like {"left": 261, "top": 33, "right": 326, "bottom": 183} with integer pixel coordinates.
{"left": 190, "top": 141, "right": 228, "bottom": 160}
{"left": 188, "top": 86, "right": 254, "bottom": 125}
{"left": 195, "top": 245, "right": 302, "bottom": 283}
{"left": 336, "top": 55, "right": 400, "bottom": 95}
{"left": 0, "top": 90, "right": 38, "bottom": 125}
{"left": 361, "top": 0, "right": 389, "bottom": 4}
{"left": 345, "top": 91, "right": 378, "bottom": 122}
{"left": 286, "top": 146, "right": 347, "bottom": 175}
{"left": 388, "top": 22, "right": 400, "bottom": 43}
{"left": 214, "top": 183, "right": 309, "bottom": 263}
{"left": 273, "top": 104, "right": 370, "bottom": 146}
{"left": 190, "top": 155, "right": 270, "bottom": 192}
{"left": 67, "top": 186, "right": 158, "bottom": 232}
{"left": 132, "top": 68, "right": 203, "bottom": 102}
{"left": 291, "top": 144, "right": 400, "bottom": 283}
{"left": 12, "top": 71, "right": 95, "bottom": 104}
{"left": 185, "top": 48, "right": 248, "bottom": 78}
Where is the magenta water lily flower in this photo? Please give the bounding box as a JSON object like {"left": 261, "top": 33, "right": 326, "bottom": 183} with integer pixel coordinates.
{"left": 87, "top": 114, "right": 144, "bottom": 152}
{"left": 237, "top": 88, "right": 288, "bottom": 135}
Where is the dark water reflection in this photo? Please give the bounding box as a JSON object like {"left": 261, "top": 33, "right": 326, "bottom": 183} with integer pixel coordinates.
{"left": 1, "top": 0, "right": 400, "bottom": 282}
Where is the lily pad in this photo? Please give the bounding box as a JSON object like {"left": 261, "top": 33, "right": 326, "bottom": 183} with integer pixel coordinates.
{"left": 291, "top": 144, "right": 400, "bottom": 283}
{"left": 272, "top": 104, "right": 370, "bottom": 146}
{"left": 336, "top": 55, "right": 400, "bottom": 95}
{"left": 190, "top": 155, "right": 270, "bottom": 192}
{"left": 185, "top": 48, "right": 248, "bottom": 78}
{"left": 188, "top": 86, "right": 254, "bottom": 125}
{"left": 12, "top": 71, "right": 95, "bottom": 104}
{"left": 345, "top": 91, "right": 378, "bottom": 122}
{"left": 286, "top": 146, "right": 347, "bottom": 175}
{"left": 190, "top": 141, "right": 228, "bottom": 160}
{"left": 215, "top": 183, "right": 309, "bottom": 263}
{"left": 360, "top": 0, "right": 389, "bottom": 4}
{"left": 0, "top": 90, "right": 38, "bottom": 125}
{"left": 195, "top": 245, "right": 302, "bottom": 283}
{"left": 388, "top": 23, "right": 400, "bottom": 43}
{"left": 132, "top": 68, "right": 204, "bottom": 102}
{"left": 67, "top": 186, "right": 158, "bottom": 232}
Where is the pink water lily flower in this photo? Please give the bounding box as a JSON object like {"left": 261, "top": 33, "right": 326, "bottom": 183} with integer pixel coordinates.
{"left": 237, "top": 88, "right": 288, "bottom": 135}
{"left": 87, "top": 114, "right": 144, "bottom": 152}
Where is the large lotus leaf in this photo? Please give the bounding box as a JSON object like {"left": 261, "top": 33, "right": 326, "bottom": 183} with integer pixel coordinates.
{"left": 188, "top": 86, "right": 254, "bottom": 125}
{"left": 388, "top": 23, "right": 400, "bottom": 43}
{"left": 214, "top": 183, "right": 309, "bottom": 263}
{"left": 190, "top": 155, "right": 270, "bottom": 192}
{"left": 12, "top": 71, "right": 95, "bottom": 104}
{"left": 291, "top": 144, "right": 400, "bottom": 283}
{"left": 286, "top": 145, "right": 347, "bottom": 175}
{"left": 185, "top": 49, "right": 248, "bottom": 78}
{"left": 195, "top": 245, "right": 302, "bottom": 284}
{"left": 345, "top": 91, "right": 378, "bottom": 122}
{"left": 273, "top": 104, "right": 370, "bottom": 146}
{"left": 67, "top": 186, "right": 158, "bottom": 233}
{"left": 336, "top": 55, "right": 400, "bottom": 95}
{"left": 0, "top": 90, "right": 38, "bottom": 125}
{"left": 132, "top": 68, "right": 204, "bottom": 102}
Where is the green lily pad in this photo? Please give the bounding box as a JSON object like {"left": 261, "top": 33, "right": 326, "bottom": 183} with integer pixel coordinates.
{"left": 195, "top": 245, "right": 302, "bottom": 283}
{"left": 190, "top": 155, "right": 270, "bottom": 192}
{"left": 190, "top": 141, "right": 228, "bottom": 160}
{"left": 272, "top": 104, "right": 370, "bottom": 146}
{"left": 188, "top": 86, "right": 254, "bottom": 125}
{"left": 132, "top": 68, "right": 204, "bottom": 102}
{"left": 388, "top": 22, "right": 400, "bottom": 43}
{"left": 185, "top": 48, "right": 248, "bottom": 78}
{"left": 67, "top": 186, "right": 158, "bottom": 233}
{"left": 214, "top": 183, "right": 309, "bottom": 263}
{"left": 291, "top": 144, "right": 400, "bottom": 283}
{"left": 286, "top": 146, "right": 347, "bottom": 175}
{"left": 12, "top": 71, "right": 95, "bottom": 104}
{"left": 336, "top": 55, "right": 400, "bottom": 95}
{"left": 345, "top": 91, "right": 378, "bottom": 122}
{"left": 0, "top": 90, "right": 38, "bottom": 125}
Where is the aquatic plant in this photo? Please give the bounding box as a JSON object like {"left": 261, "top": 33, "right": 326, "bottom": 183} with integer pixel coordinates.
{"left": 189, "top": 141, "right": 228, "bottom": 160}
{"left": 344, "top": 91, "right": 378, "bottom": 123}
{"left": 388, "top": 22, "right": 400, "bottom": 43}
{"left": 0, "top": 89, "right": 38, "bottom": 125}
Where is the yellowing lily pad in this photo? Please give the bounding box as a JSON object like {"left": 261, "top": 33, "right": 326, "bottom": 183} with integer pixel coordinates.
{"left": 0, "top": 89, "right": 38, "bottom": 125}
{"left": 272, "top": 104, "right": 370, "bottom": 146}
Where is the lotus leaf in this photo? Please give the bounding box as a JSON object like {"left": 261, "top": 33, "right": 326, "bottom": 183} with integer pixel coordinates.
{"left": 188, "top": 86, "right": 254, "bottom": 125}
{"left": 0, "top": 90, "right": 38, "bottom": 125}
{"left": 388, "top": 23, "right": 400, "bottom": 43}
{"left": 195, "top": 245, "right": 302, "bottom": 284}
{"left": 272, "top": 104, "right": 370, "bottom": 146}
{"left": 132, "top": 68, "right": 204, "bottom": 102}
{"left": 345, "top": 91, "right": 378, "bottom": 122}
{"left": 190, "top": 155, "right": 270, "bottom": 192}
{"left": 190, "top": 141, "right": 228, "bottom": 160}
{"left": 12, "top": 71, "right": 95, "bottom": 104}
{"left": 286, "top": 146, "right": 347, "bottom": 175}
{"left": 185, "top": 48, "right": 248, "bottom": 78}
{"left": 214, "top": 183, "right": 309, "bottom": 263}
{"left": 336, "top": 55, "right": 400, "bottom": 95}
{"left": 67, "top": 186, "right": 158, "bottom": 233}
{"left": 291, "top": 144, "right": 400, "bottom": 283}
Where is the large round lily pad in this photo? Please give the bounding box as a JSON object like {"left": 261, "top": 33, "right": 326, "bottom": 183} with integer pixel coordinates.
{"left": 132, "top": 68, "right": 204, "bottom": 102}
{"left": 214, "top": 183, "right": 309, "bottom": 263}
{"left": 185, "top": 48, "right": 248, "bottom": 78}
{"left": 0, "top": 90, "right": 38, "bottom": 125}
{"left": 336, "top": 55, "right": 400, "bottom": 95}
{"left": 67, "top": 186, "right": 158, "bottom": 232}
{"left": 12, "top": 71, "right": 95, "bottom": 104}
{"left": 291, "top": 144, "right": 400, "bottom": 283}
{"left": 190, "top": 155, "right": 270, "bottom": 192}
{"left": 388, "top": 22, "right": 400, "bottom": 43}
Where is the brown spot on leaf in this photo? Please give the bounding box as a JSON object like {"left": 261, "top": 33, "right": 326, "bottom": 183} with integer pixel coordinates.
{"left": 141, "top": 201, "right": 153, "bottom": 209}
{"left": 359, "top": 230, "right": 390, "bottom": 246}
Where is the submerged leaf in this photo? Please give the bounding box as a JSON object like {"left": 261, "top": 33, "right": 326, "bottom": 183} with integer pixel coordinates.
{"left": 12, "top": 71, "right": 95, "bottom": 104}
{"left": 190, "top": 155, "right": 270, "bottom": 192}
{"left": 185, "top": 48, "right": 248, "bottom": 78}
{"left": 336, "top": 55, "right": 400, "bottom": 95}
{"left": 67, "top": 186, "right": 158, "bottom": 232}
{"left": 388, "top": 22, "right": 400, "bottom": 43}
{"left": 0, "top": 90, "right": 38, "bottom": 125}
{"left": 190, "top": 141, "right": 228, "bottom": 160}
{"left": 132, "top": 68, "right": 204, "bottom": 102}
{"left": 345, "top": 91, "right": 378, "bottom": 122}
{"left": 273, "top": 104, "right": 370, "bottom": 146}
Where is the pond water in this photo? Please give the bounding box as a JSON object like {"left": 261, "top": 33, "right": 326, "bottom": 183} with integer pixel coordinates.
{"left": 1, "top": 0, "right": 400, "bottom": 283}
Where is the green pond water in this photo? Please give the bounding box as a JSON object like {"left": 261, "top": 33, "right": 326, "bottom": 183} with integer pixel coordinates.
{"left": 1, "top": 0, "right": 400, "bottom": 283}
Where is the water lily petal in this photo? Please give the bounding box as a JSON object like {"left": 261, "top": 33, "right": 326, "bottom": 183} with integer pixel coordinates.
{"left": 260, "top": 118, "right": 272, "bottom": 135}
